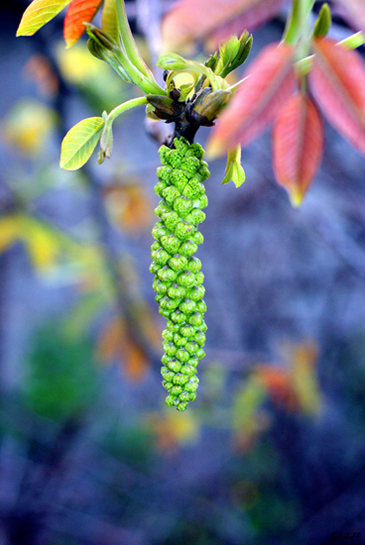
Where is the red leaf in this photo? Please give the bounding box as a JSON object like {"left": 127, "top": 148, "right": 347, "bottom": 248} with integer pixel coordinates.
{"left": 273, "top": 93, "right": 324, "bottom": 206}
{"left": 162, "top": 0, "right": 285, "bottom": 50}
{"left": 310, "top": 38, "right": 365, "bottom": 154}
{"left": 207, "top": 43, "right": 296, "bottom": 155}
{"left": 206, "top": 0, "right": 286, "bottom": 49}
{"left": 64, "top": 0, "right": 102, "bottom": 47}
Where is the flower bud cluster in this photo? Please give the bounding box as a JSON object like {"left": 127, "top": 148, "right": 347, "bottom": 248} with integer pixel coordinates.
{"left": 150, "top": 137, "right": 209, "bottom": 411}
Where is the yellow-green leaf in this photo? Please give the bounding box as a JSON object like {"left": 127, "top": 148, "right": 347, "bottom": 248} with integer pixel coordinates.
{"left": 0, "top": 216, "right": 21, "bottom": 254}
{"left": 17, "top": 0, "right": 73, "bottom": 36}
{"left": 101, "top": 0, "right": 118, "bottom": 43}
{"left": 60, "top": 117, "right": 104, "bottom": 170}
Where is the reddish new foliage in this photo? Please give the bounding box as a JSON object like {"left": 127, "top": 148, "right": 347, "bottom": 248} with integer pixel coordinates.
{"left": 64, "top": 0, "right": 102, "bottom": 47}
{"left": 310, "top": 38, "right": 365, "bottom": 154}
{"left": 273, "top": 93, "right": 324, "bottom": 205}
{"left": 162, "top": 0, "right": 285, "bottom": 50}
{"left": 206, "top": 0, "right": 287, "bottom": 49}
{"left": 208, "top": 43, "right": 296, "bottom": 154}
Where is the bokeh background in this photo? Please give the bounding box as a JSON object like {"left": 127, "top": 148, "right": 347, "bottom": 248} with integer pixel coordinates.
{"left": 1, "top": 1, "right": 365, "bottom": 544}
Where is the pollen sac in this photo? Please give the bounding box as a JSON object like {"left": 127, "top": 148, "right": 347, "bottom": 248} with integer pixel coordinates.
{"left": 151, "top": 137, "right": 209, "bottom": 411}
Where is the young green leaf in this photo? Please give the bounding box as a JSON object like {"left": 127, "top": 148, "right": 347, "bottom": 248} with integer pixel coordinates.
{"left": 313, "top": 3, "right": 331, "bottom": 39}
{"left": 60, "top": 117, "right": 104, "bottom": 170}
{"left": 101, "top": 0, "right": 119, "bottom": 44}
{"left": 222, "top": 146, "right": 245, "bottom": 187}
{"left": 17, "top": 0, "right": 73, "bottom": 36}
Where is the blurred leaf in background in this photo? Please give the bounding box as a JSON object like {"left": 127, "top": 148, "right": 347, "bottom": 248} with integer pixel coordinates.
{"left": 23, "top": 322, "right": 99, "bottom": 422}
{"left": 2, "top": 100, "right": 58, "bottom": 157}
{"left": 55, "top": 40, "right": 130, "bottom": 111}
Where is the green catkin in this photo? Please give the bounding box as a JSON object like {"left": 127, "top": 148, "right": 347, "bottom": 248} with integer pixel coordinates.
{"left": 150, "top": 137, "right": 210, "bottom": 411}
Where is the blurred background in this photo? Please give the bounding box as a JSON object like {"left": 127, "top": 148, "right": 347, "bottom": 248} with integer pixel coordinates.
{"left": 1, "top": 1, "right": 365, "bottom": 544}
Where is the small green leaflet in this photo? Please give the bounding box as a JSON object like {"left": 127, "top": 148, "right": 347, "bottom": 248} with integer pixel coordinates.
{"left": 101, "top": 0, "right": 119, "bottom": 44}
{"left": 222, "top": 146, "right": 245, "bottom": 187}
{"left": 17, "top": 0, "right": 73, "bottom": 36}
{"left": 60, "top": 117, "right": 104, "bottom": 170}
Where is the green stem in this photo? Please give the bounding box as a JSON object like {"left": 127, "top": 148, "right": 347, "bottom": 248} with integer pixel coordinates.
{"left": 114, "top": 0, "right": 165, "bottom": 94}
{"left": 283, "top": 0, "right": 316, "bottom": 45}
{"left": 108, "top": 96, "right": 148, "bottom": 122}
{"left": 338, "top": 31, "right": 365, "bottom": 50}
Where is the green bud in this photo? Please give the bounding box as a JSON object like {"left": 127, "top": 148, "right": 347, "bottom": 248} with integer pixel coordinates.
{"left": 160, "top": 234, "right": 181, "bottom": 254}
{"left": 151, "top": 248, "right": 170, "bottom": 265}
{"left": 152, "top": 278, "right": 168, "bottom": 294}
{"left": 177, "top": 271, "right": 196, "bottom": 288}
{"left": 166, "top": 358, "right": 182, "bottom": 373}
{"left": 193, "top": 89, "right": 230, "bottom": 122}
{"left": 194, "top": 331, "right": 206, "bottom": 346}
{"left": 188, "top": 312, "right": 204, "bottom": 327}
{"left": 184, "top": 341, "right": 200, "bottom": 355}
{"left": 179, "top": 299, "right": 196, "bottom": 314}
{"left": 162, "top": 329, "right": 174, "bottom": 342}
{"left": 154, "top": 181, "right": 167, "bottom": 197}
{"left": 163, "top": 211, "right": 180, "bottom": 232}
{"left": 179, "top": 324, "right": 196, "bottom": 338}
{"left": 165, "top": 395, "right": 179, "bottom": 407}
{"left": 187, "top": 285, "right": 205, "bottom": 301}
{"left": 166, "top": 149, "right": 184, "bottom": 169}
{"left": 167, "top": 283, "right": 186, "bottom": 299}
{"left": 159, "top": 296, "right": 180, "bottom": 311}
{"left": 162, "top": 186, "right": 181, "bottom": 206}
{"left": 191, "top": 231, "right": 204, "bottom": 245}
{"left": 161, "top": 366, "right": 175, "bottom": 382}
{"left": 313, "top": 3, "right": 331, "bottom": 38}
{"left": 157, "top": 165, "right": 172, "bottom": 182}
{"left": 179, "top": 240, "right": 198, "bottom": 258}
{"left": 173, "top": 196, "right": 193, "bottom": 217}
{"left": 173, "top": 333, "right": 187, "bottom": 347}
{"left": 195, "top": 300, "right": 207, "bottom": 313}
{"left": 170, "top": 310, "right": 187, "bottom": 324}
{"left": 173, "top": 373, "right": 189, "bottom": 386}
{"left": 162, "top": 342, "right": 177, "bottom": 357}
{"left": 181, "top": 364, "right": 197, "bottom": 376}
{"left": 157, "top": 266, "right": 177, "bottom": 283}
{"left": 175, "top": 348, "right": 190, "bottom": 362}
{"left": 175, "top": 221, "right": 196, "bottom": 240}
{"left": 168, "top": 254, "right": 188, "bottom": 272}
{"left": 162, "top": 380, "right": 174, "bottom": 391}
{"left": 170, "top": 385, "right": 183, "bottom": 396}
{"left": 187, "top": 257, "right": 202, "bottom": 272}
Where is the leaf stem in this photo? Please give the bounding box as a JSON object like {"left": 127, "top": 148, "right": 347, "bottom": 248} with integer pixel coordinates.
{"left": 108, "top": 96, "right": 148, "bottom": 123}
{"left": 114, "top": 0, "right": 165, "bottom": 94}
{"left": 338, "top": 31, "right": 365, "bottom": 50}
{"left": 283, "top": 0, "right": 316, "bottom": 45}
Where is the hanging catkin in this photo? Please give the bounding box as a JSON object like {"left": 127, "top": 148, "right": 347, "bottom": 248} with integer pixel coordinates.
{"left": 150, "top": 137, "right": 209, "bottom": 411}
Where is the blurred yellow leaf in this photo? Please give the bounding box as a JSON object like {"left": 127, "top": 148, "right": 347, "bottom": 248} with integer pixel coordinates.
{"left": 148, "top": 409, "right": 200, "bottom": 451}
{"left": 233, "top": 375, "right": 269, "bottom": 452}
{"left": 0, "top": 216, "right": 21, "bottom": 254}
{"left": 2, "top": 100, "right": 57, "bottom": 156}
{"left": 291, "top": 343, "right": 321, "bottom": 415}
{"left": 233, "top": 375, "right": 267, "bottom": 430}
{"left": 21, "top": 217, "right": 62, "bottom": 270}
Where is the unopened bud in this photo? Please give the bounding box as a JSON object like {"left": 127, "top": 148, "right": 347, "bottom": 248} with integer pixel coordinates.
{"left": 193, "top": 89, "right": 230, "bottom": 122}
